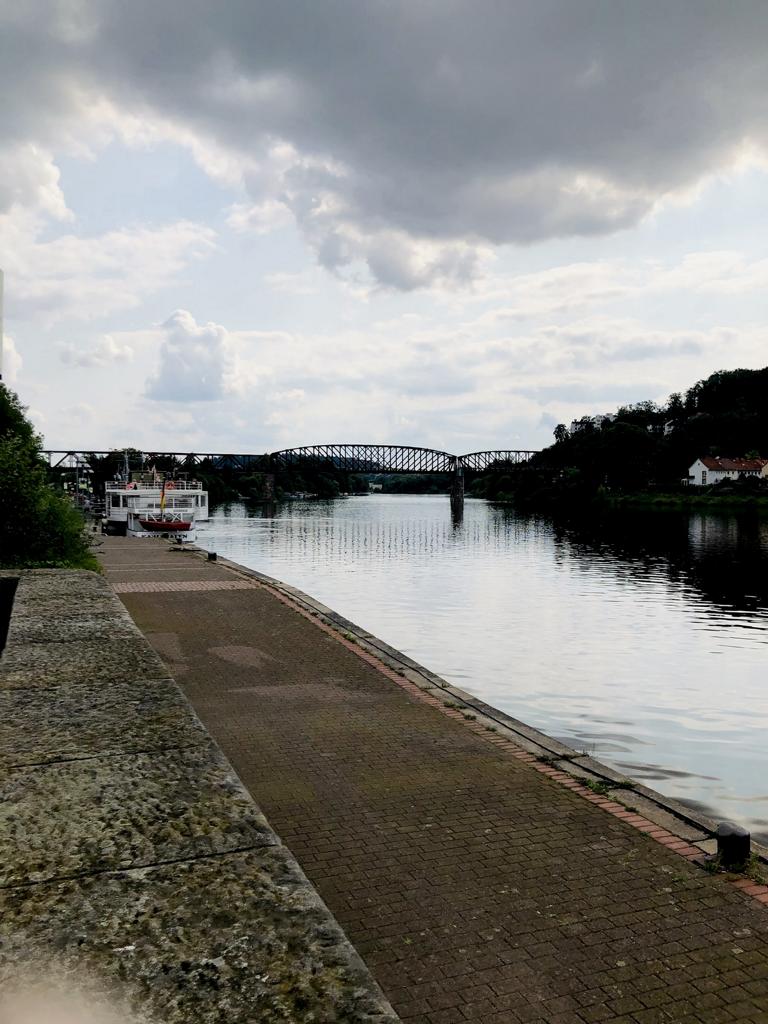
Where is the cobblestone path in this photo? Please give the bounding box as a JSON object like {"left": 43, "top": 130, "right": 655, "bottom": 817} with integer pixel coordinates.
{"left": 101, "top": 538, "right": 768, "bottom": 1024}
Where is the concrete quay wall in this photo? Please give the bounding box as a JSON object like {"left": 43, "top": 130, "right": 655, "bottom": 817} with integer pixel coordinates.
{"left": 0, "top": 568, "right": 399, "bottom": 1023}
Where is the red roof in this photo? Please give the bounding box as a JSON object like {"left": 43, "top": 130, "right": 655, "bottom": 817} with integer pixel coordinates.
{"left": 700, "top": 456, "right": 768, "bottom": 471}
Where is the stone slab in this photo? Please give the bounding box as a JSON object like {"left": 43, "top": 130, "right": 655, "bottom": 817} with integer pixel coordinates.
{"left": 0, "top": 638, "right": 170, "bottom": 689}
{"left": 7, "top": 593, "right": 134, "bottom": 621}
{"left": 7, "top": 613, "right": 139, "bottom": 645}
{"left": 0, "top": 746, "right": 277, "bottom": 886}
{"left": 0, "top": 678, "right": 208, "bottom": 768}
{"left": 13, "top": 570, "right": 113, "bottom": 602}
{"left": 0, "top": 848, "right": 398, "bottom": 1024}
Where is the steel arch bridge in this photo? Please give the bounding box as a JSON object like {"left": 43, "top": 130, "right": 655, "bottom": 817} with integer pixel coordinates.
{"left": 270, "top": 444, "right": 456, "bottom": 473}
{"left": 42, "top": 444, "right": 538, "bottom": 473}
{"left": 268, "top": 444, "right": 538, "bottom": 473}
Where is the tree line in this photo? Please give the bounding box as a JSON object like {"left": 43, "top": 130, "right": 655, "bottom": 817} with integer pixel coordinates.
{"left": 470, "top": 367, "right": 768, "bottom": 509}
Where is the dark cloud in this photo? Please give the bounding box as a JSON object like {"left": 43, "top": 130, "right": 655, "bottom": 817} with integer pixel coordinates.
{"left": 2, "top": 1, "right": 768, "bottom": 285}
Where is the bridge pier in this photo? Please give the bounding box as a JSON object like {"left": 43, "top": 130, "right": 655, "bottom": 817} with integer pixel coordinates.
{"left": 449, "top": 460, "right": 464, "bottom": 521}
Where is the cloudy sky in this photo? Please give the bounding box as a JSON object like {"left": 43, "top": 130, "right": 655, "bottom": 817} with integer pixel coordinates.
{"left": 1, "top": 1, "right": 767, "bottom": 455}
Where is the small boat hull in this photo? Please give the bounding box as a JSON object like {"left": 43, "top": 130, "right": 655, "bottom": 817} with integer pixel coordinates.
{"left": 138, "top": 519, "right": 193, "bottom": 531}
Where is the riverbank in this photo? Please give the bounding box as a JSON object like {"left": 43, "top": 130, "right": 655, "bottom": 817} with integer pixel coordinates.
{"left": 483, "top": 491, "right": 768, "bottom": 512}
{"left": 99, "top": 535, "right": 768, "bottom": 1023}
{"left": 0, "top": 565, "right": 397, "bottom": 1022}
{"left": 605, "top": 492, "right": 768, "bottom": 511}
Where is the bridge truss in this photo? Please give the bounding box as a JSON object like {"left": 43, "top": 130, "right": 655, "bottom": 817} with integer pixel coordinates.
{"left": 270, "top": 444, "right": 457, "bottom": 474}
{"left": 42, "top": 450, "right": 269, "bottom": 472}
{"left": 459, "top": 449, "right": 539, "bottom": 472}
{"left": 43, "top": 444, "right": 538, "bottom": 474}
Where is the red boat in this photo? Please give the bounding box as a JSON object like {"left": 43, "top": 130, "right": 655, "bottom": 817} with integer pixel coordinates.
{"left": 138, "top": 517, "right": 193, "bottom": 531}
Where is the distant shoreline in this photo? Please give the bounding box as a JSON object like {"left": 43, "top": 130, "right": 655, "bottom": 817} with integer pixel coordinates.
{"left": 602, "top": 492, "right": 768, "bottom": 511}
{"left": 487, "top": 491, "right": 768, "bottom": 513}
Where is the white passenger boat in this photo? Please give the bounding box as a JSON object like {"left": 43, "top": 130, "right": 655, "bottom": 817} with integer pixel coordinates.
{"left": 104, "top": 471, "right": 209, "bottom": 543}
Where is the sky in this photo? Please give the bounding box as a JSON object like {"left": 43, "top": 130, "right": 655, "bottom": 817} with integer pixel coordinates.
{"left": 1, "top": 0, "right": 767, "bottom": 456}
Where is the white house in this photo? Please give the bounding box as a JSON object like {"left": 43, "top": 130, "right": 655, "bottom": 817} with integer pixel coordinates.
{"left": 687, "top": 456, "right": 768, "bottom": 487}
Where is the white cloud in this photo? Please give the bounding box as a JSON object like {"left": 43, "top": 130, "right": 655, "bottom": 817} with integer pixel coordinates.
{"left": 226, "top": 199, "right": 292, "bottom": 235}
{"left": 145, "top": 309, "right": 235, "bottom": 402}
{"left": 59, "top": 333, "right": 133, "bottom": 367}
{"left": 60, "top": 401, "right": 96, "bottom": 423}
{"left": 0, "top": 142, "right": 70, "bottom": 220}
{"left": 0, "top": 211, "right": 216, "bottom": 324}
{"left": 462, "top": 250, "right": 768, "bottom": 323}
{"left": 263, "top": 270, "right": 321, "bottom": 296}
{"left": 1, "top": 334, "right": 23, "bottom": 384}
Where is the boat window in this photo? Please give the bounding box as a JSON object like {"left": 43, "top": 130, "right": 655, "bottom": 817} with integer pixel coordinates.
{"left": 111, "top": 495, "right": 120, "bottom": 507}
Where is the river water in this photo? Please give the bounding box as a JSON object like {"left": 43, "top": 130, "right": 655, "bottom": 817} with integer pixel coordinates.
{"left": 196, "top": 495, "right": 768, "bottom": 841}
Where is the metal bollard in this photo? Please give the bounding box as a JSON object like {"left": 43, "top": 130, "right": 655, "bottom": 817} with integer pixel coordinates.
{"left": 207, "top": 551, "right": 217, "bottom": 562}
{"left": 716, "top": 822, "right": 750, "bottom": 869}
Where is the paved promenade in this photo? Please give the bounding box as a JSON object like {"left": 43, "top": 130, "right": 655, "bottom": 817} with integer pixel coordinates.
{"left": 101, "top": 537, "right": 768, "bottom": 1024}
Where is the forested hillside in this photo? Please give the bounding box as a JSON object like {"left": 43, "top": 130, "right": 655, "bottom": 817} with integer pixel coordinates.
{"left": 471, "top": 368, "right": 768, "bottom": 508}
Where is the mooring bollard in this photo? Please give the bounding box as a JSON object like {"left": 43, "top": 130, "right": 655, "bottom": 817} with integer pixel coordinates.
{"left": 207, "top": 551, "right": 217, "bottom": 562}
{"left": 716, "top": 821, "right": 751, "bottom": 869}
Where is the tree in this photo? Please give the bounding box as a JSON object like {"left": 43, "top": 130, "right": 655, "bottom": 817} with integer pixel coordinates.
{"left": 0, "top": 384, "right": 95, "bottom": 568}
{"left": 0, "top": 384, "right": 37, "bottom": 444}
{"left": 553, "top": 424, "right": 569, "bottom": 443}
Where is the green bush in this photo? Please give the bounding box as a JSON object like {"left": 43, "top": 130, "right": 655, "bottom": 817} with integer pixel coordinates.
{"left": 0, "top": 385, "right": 96, "bottom": 569}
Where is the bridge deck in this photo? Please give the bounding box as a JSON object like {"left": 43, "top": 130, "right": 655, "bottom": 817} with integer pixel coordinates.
{"left": 100, "top": 537, "right": 768, "bottom": 1024}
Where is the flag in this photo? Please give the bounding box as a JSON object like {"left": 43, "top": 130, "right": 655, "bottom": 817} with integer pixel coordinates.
{"left": 160, "top": 479, "right": 167, "bottom": 512}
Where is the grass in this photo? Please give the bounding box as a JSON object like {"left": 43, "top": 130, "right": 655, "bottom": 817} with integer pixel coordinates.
{"left": 705, "top": 852, "right": 767, "bottom": 882}
{"left": 584, "top": 779, "right": 613, "bottom": 797}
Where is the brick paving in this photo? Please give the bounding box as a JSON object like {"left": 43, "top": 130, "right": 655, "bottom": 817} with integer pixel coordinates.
{"left": 100, "top": 538, "right": 768, "bottom": 1024}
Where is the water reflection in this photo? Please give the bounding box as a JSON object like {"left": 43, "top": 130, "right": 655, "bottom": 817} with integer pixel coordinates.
{"left": 197, "top": 496, "right": 768, "bottom": 841}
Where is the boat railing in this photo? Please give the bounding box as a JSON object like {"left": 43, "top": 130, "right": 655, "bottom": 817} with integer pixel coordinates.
{"left": 136, "top": 511, "right": 190, "bottom": 523}
{"left": 105, "top": 479, "right": 204, "bottom": 491}
{"left": 133, "top": 498, "right": 197, "bottom": 510}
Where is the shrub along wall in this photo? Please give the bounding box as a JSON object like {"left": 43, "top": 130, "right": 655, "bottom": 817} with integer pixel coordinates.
{"left": 0, "top": 385, "right": 95, "bottom": 569}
